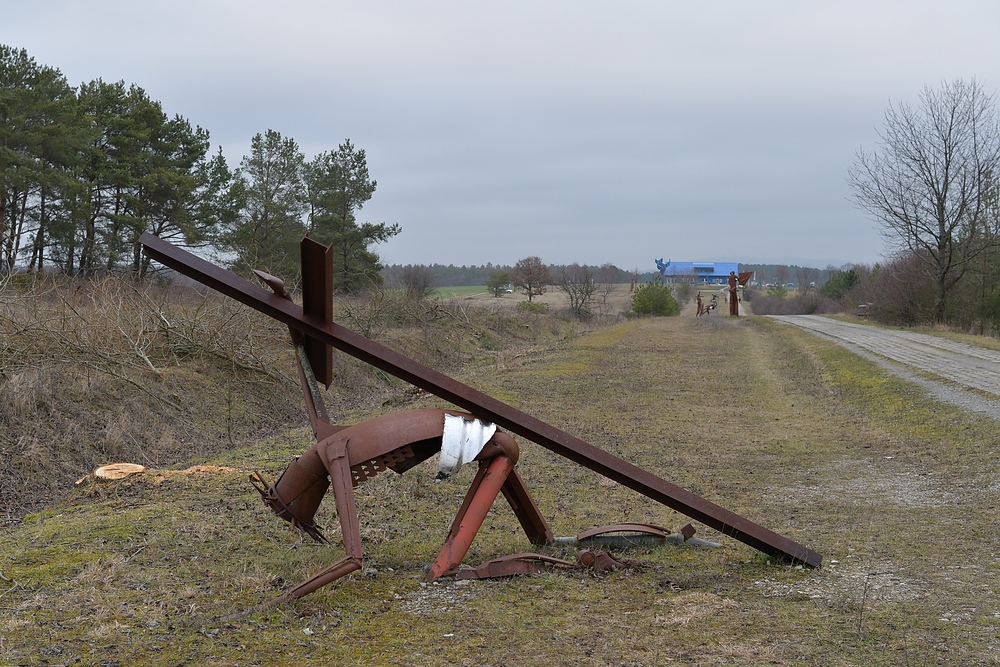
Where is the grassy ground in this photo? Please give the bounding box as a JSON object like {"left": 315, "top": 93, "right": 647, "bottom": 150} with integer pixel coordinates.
{"left": 434, "top": 285, "right": 490, "bottom": 299}
{"left": 437, "top": 283, "right": 637, "bottom": 319}
{"left": 2, "top": 311, "right": 999, "bottom": 665}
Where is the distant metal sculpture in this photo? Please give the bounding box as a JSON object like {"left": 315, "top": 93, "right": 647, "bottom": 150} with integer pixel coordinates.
{"left": 728, "top": 271, "right": 739, "bottom": 316}
{"left": 728, "top": 271, "right": 753, "bottom": 316}
{"left": 140, "top": 234, "right": 820, "bottom": 606}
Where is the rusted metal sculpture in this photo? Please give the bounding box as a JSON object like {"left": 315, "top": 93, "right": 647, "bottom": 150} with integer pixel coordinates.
{"left": 727, "top": 271, "right": 753, "bottom": 317}
{"left": 140, "top": 233, "right": 820, "bottom": 605}
{"left": 251, "top": 407, "right": 549, "bottom": 602}
{"left": 728, "top": 271, "right": 739, "bottom": 316}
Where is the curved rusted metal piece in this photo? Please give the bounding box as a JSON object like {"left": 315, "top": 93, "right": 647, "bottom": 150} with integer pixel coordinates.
{"left": 576, "top": 550, "right": 635, "bottom": 571}
{"left": 454, "top": 553, "right": 576, "bottom": 580}
{"left": 250, "top": 468, "right": 329, "bottom": 543}
{"left": 576, "top": 523, "right": 669, "bottom": 542}
{"left": 257, "top": 409, "right": 522, "bottom": 538}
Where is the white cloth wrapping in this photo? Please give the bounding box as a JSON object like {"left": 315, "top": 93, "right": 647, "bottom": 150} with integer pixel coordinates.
{"left": 437, "top": 413, "right": 497, "bottom": 478}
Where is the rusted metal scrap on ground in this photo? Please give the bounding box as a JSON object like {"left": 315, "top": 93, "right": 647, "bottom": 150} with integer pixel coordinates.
{"left": 140, "top": 233, "right": 821, "bottom": 607}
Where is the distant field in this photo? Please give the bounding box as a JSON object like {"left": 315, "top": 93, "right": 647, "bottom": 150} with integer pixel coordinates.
{"left": 437, "top": 282, "right": 638, "bottom": 317}
{"left": 434, "top": 285, "right": 490, "bottom": 298}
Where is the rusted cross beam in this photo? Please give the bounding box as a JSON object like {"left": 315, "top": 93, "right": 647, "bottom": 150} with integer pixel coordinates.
{"left": 141, "top": 233, "right": 821, "bottom": 567}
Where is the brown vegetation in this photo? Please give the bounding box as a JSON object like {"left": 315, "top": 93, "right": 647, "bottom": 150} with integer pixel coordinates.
{"left": 0, "top": 275, "right": 578, "bottom": 519}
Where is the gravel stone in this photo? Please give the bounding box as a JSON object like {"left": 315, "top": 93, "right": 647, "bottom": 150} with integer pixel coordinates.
{"left": 769, "top": 315, "right": 1000, "bottom": 421}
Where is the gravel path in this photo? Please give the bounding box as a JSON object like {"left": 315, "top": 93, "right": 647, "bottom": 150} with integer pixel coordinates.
{"left": 769, "top": 315, "right": 1000, "bottom": 421}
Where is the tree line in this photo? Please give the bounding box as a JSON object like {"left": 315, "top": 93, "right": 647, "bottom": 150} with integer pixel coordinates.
{"left": 383, "top": 262, "right": 652, "bottom": 288}
{"left": 0, "top": 45, "right": 395, "bottom": 291}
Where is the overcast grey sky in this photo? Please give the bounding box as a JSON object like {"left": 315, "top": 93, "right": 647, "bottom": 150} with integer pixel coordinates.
{"left": 6, "top": 1, "right": 1000, "bottom": 270}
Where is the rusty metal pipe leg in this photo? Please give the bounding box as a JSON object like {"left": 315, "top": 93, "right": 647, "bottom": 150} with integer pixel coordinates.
{"left": 425, "top": 454, "right": 515, "bottom": 581}
{"left": 268, "top": 442, "right": 365, "bottom": 605}
{"left": 501, "top": 467, "right": 552, "bottom": 545}
{"left": 270, "top": 556, "right": 363, "bottom": 607}
{"left": 325, "top": 442, "right": 364, "bottom": 562}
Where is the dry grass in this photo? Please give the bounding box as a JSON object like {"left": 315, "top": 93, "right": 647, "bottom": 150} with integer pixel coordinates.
{"left": 0, "top": 275, "right": 304, "bottom": 519}
{"left": 0, "top": 276, "right": 578, "bottom": 519}
{"left": 2, "top": 292, "right": 1000, "bottom": 665}
{"left": 443, "top": 282, "right": 638, "bottom": 320}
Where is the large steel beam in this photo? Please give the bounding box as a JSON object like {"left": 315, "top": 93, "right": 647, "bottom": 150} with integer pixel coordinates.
{"left": 141, "top": 233, "right": 821, "bottom": 567}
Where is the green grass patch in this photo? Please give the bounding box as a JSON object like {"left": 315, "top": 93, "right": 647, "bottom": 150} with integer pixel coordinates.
{"left": 434, "top": 285, "right": 491, "bottom": 298}
{"left": 517, "top": 300, "right": 549, "bottom": 314}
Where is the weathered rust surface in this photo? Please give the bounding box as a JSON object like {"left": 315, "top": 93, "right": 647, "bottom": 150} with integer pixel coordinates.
{"left": 454, "top": 553, "right": 576, "bottom": 580}
{"left": 299, "top": 237, "right": 334, "bottom": 388}
{"left": 141, "top": 233, "right": 822, "bottom": 569}
{"left": 576, "top": 550, "right": 632, "bottom": 571}
{"left": 500, "top": 467, "right": 553, "bottom": 546}
{"left": 680, "top": 522, "right": 696, "bottom": 540}
{"left": 426, "top": 453, "right": 516, "bottom": 581}
{"left": 576, "top": 523, "right": 668, "bottom": 542}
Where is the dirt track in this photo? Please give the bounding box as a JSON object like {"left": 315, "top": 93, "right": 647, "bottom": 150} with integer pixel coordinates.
{"left": 769, "top": 315, "right": 1000, "bottom": 419}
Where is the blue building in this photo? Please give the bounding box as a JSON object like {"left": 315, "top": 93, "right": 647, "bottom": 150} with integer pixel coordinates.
{"left": 654, "top": 259, "right": 740, "bottom": 284}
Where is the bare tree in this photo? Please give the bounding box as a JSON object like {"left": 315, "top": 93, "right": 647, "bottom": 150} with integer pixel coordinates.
{"left": 595, "top": 263, "right": 620, "bottom": 314}
{"left": 511, "top": 256, "right": 552, "bottom": 302}
{"left": 849, "top": 78, "right": 1000, "bottom": 322}
{"left": 796, "top": 266, "right": 818, "bottom": 292}
{"left": 629, "top": 267, "right": 641, "bottom": 293}
{"left": 775, "top": 265, "right": 791, "bottom": 286}
{"left": 557, "top": 263, "right": 597, "bottom": 319}
{"left": 399, "top": 265, "right": 435, "bottom": 299}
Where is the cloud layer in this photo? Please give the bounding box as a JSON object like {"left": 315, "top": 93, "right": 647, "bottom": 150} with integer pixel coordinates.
{"left": 6, "top": 1, "right": 1000, "bottom": 269}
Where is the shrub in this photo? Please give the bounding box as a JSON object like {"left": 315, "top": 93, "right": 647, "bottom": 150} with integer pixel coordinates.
{"left": 557, "top": 264, "right": 597, "bottom": 320}
{"left": 766, "top": 284, "right": 788, "bottom": 298}
{"left": 631, "top": 282, "right": 679, "bottom": 316}
{"left": 480, "top": 333, "right": 499, "bottom": 351}
{"left": 854, "top": 254, "right": 935, "bottom": 326}
{"left": 399, "top": 265, "right": 435, "bottom": 299}
{"left": 981, "top": 288, "right": 1000, "bottom": 333}
{"left": 517, "top": 300, "right": 549, "bottom": 314}
{"left": 819, "top": 268, "right": 859, "bottom": 300}
{"left": 673, "top": 283, "right": 692, "bottom": 305}
{"left": 745, "top": 290, "right": 841, "bottom": 316}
